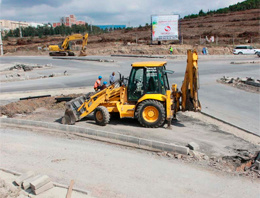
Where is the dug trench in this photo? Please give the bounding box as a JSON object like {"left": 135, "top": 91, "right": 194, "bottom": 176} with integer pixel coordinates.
{"left": 0, "top": 94, "right": 259, "bottom": 179}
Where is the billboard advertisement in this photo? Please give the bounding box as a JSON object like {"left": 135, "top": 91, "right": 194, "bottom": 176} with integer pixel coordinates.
{"left": 151, "top": 15, "right": 179, "bottom": 41}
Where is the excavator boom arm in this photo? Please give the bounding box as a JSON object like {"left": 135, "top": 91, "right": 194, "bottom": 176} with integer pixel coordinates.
{"left": 180, "top": 49, "right": 201, "bottom": 111}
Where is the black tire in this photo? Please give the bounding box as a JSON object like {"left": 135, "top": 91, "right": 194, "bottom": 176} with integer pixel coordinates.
{"left": 238, "top": 52, "right": 243, "bottom": 55}
{"left": 136, "top": 100, "right": 166, "bottom": 128}
{"left": 94, "top": 106, "right": 110, "bottom": 126}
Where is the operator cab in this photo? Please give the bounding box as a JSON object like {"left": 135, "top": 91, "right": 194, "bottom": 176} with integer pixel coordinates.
{"left": 127, "top": 61, "right": 172, "bottom": 101}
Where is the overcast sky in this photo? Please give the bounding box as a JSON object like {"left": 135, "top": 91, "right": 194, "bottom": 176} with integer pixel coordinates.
{"left": 0, "top": 0, "right": 244, "bottom": 26}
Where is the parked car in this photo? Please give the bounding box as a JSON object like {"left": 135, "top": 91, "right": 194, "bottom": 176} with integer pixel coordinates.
{"left": 233, "top": 45, "right": 260, "bottom": 55}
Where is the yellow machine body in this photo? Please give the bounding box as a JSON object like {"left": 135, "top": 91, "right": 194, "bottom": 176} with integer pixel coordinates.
{"left": 49, "top": 33, "right": 88, "bottom": 56}
{"left": 63, "top": 50, "right": 200, "bottom": 128}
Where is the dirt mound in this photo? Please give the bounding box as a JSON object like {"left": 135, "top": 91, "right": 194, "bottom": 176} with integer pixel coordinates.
{"left": 0, "top": 94, "right": 82, "bottom": 117}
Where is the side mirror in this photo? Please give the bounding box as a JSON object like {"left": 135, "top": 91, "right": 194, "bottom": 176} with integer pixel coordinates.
{"left": 163, "top": 70, "right": 175, "bottom": 74}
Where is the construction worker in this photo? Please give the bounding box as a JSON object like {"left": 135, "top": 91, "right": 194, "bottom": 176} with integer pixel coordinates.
{"left": 109, "top": 72, "right": 115, "bottom": 84}
{"left": 101, "top": 81, "right": 108, "bottom": 90}
{"left": 94, "top": 76, "right": 102, "bottom": 91}
{"left": 169, "top": 46, "right": 173, "bottom": 55}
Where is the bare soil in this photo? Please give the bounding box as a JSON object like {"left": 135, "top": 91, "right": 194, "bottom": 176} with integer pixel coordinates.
{"left": 3, "top": 9, "right": 260, "bottom": 56}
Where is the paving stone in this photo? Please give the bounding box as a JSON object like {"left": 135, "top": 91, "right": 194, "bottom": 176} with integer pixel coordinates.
{"left": 15, "top": 171, "right": 35, "bottom": 186}
{"left": 32, "top": 181, "right": 53, "bottom": 195}
{"left": 22, "top": 175, "right": 42, "bottom": 190}
{"left": 187, "top": 142, "right": 200, "bottom": 151}
{"left": 30, "top": 175, "right": 51, "bottom": 190}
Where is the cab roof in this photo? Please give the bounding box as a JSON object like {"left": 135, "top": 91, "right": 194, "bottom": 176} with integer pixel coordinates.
{"left": 131, "top": 61, "right": 167, "bottom": 67}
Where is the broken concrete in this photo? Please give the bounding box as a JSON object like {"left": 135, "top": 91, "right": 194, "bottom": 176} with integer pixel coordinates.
{"left": 217, "top": 76, "right": 260, "bottom": 93}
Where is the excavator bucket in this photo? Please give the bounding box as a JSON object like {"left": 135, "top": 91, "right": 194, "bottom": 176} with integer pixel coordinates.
{"left": 79, "top": 49, "right": 87, "bottom": 56}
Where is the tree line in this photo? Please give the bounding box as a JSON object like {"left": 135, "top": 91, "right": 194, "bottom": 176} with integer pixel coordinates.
{"left": 4, "top": 23, "right": 108, "bottom": 38}
{"left": 184, "top": 0, "right": 260, "bottom": 19}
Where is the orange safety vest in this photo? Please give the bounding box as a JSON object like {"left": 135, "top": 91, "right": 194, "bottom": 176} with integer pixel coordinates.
{"left": 94, "top": 79, "right": 101, "bottom": 88}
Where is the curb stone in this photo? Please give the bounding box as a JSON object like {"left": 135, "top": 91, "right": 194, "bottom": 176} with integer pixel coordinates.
{"left": 0, "top": 118, "right": 189, "bottom": 155}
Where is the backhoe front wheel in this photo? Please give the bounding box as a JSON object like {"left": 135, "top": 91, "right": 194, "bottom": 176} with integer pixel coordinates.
{"left": 136, "top": 100, "right": 166, "bottom": 128}
{"left": 94, "top": 106, "right": 110, "bottom": 126}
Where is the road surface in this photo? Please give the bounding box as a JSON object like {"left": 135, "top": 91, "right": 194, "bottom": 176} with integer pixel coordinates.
{"left": 0, "top": 126, "right": 259, "bottom": 198}
{"left": 0, "top": 55, "right": 259, "bottom": 134}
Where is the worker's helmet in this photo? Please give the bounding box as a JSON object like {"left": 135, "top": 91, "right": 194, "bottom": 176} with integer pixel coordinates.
{"left": 103, "top": 81, "right": 107, "bottom": 85}
{"left": 98, "top": 76, "right": 102, "bottom": 79}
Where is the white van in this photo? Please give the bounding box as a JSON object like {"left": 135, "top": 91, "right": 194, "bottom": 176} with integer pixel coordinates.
{"left": 233, "top": 45, "right": 260, "bottom": 55}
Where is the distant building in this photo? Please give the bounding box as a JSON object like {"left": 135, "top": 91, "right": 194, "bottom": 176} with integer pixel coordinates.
{"left": 0, "top": 19, "right": 29, "bottom": 30}
{"left": 96, "top": 25, "right": 126, "bottom": 30}
{"left": 0, "top": 20, "right": 45, "bottom": 30}
{"left": 53, "top": 15, "right": 86, "bottom": 27}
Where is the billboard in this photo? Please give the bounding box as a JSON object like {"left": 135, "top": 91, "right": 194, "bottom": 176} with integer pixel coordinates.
{"left": 151, "top": 15, "right": 179, "bottom": 41}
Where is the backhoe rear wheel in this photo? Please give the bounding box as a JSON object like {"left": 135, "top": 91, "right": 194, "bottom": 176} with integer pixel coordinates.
{"left": 94, "top": 106, "right": 110, "bottom": 126}
{"left": 136, "top": 100, "right": 165, "bottom": 128}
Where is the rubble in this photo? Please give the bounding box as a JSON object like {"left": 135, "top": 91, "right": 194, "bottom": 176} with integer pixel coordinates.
{"left": 8, "top": 63, "right": 51, "bottom": 72}
{"left": 217, "top": 76, "right": 260, "bottom": 93}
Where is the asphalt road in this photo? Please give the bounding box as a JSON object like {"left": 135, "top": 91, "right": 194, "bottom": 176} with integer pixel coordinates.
{"left": 0, "top": 55, "right": 259, "bottom": 134}
{"left": 1, "top": 126, "right": 259, "bottom": 198}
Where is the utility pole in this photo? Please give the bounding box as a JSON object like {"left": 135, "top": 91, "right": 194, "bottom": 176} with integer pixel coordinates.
{"left": 0, "top": 27, "right": 3, "bottom": 56}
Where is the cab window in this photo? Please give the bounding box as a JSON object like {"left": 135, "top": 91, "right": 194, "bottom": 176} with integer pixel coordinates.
{"left": 146, "top": 67, "right": 159, "bottom": 93}
{"left": 128, "top": 68, "right": 144, "bottom": 100}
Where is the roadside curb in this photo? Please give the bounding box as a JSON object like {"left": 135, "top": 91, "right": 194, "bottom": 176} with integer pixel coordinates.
{"left": 52, "top": 57, "right": 114, "bottom": 62}
{"left": 0, "top": 118, "right": 189, "bottom": 155}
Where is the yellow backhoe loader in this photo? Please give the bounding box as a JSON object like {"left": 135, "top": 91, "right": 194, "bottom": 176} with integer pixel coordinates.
{"left": 49, "top": 33, "right": 88, "bottom": 56}
{"left": 62, "top": 49, "right": 201, "bottom": 128}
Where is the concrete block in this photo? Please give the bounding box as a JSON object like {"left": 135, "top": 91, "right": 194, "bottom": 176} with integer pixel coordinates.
{"left": 15, "top": 171, "right": 35, "bottom": 186}
{"left": 139, "top": 139, "right": 152, "bottom": 148}
{"left": 32, "top": 181, "right": 53, "bottom": 195}
{"left": 78, "top": 127, "right": 86, "bottom": 134}
{"left": 67, "top": 125, "right": 77, "bottom": 132}
{"left": 187, "top": 142, "right": 200, "bottom": 151}
{"left": 127, "top": 136, "right": 139, "bottom": 145}
{"left": 96, "top": 131, "right": 108, "bottom": 138}
{"left": 255, "top": 160, "right": 260, "bottom": 170}
{"left": 117, "top": 135, "right": 128, "bottom": 142}
{"left": 172, "top": 144, "right": 190, "bottom": 155}
{"left": 107, "top": 133, "right": 119, "bottom": 140}
{"left": 152, "top": 141, "right": 165, "bottom": 150}
{"left": 22, "top": 175, "right": 42, "bottom": 190}
{"left": 87, "top": 129, "right": 97, "bottom": 136}
{"left": 30, "top": 175, "right": 51, "bottom": 190}
{"left": 57, "top": 124, "right": 68, "bottom": 131}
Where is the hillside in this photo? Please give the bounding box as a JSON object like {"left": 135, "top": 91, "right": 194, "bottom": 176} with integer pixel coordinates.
{"left": 3, "top": 9, "right": 260, "bottom": 55}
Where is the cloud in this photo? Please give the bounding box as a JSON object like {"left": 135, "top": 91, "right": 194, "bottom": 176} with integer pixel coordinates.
{"left": 0, "top": 0, "right": 245, "bottom": 26}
